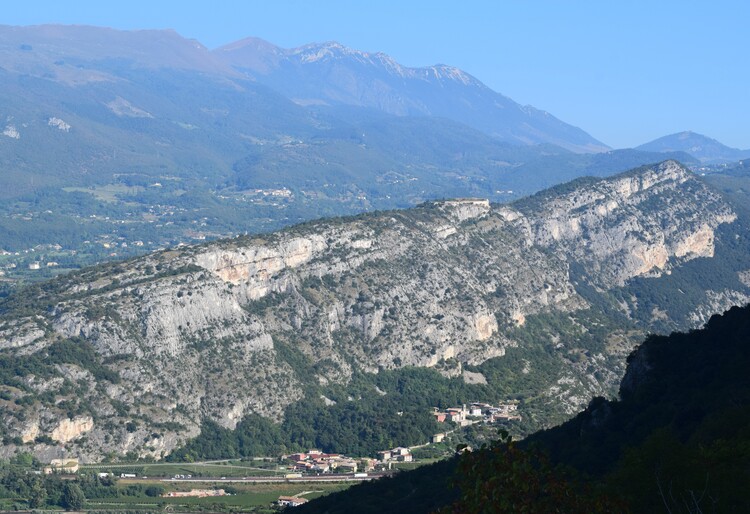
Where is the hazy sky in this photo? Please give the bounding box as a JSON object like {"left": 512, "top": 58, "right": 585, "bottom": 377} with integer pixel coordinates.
{"left": 4, "top": 0, "right": 749, "bottom": 149}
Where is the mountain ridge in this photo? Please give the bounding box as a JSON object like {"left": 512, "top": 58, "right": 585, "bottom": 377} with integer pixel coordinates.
{"left": 0, "top": 24, "right": 234, "bottom": 78}
{"left": 0, "top": 23, "right": 703, "bottom": 279}
{"left": 215, "top": 36, "right": 609, "bottom": 152}
{"left": 1, "top": 23, "right": 605, "bottom": 154}
{"left": 1, "top": 160, "right": 749, "bottom": 462}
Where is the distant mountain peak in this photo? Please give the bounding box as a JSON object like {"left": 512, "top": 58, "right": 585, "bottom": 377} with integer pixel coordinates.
{"left": 216, "top": 37, "right": 608, "bottom": 152}
{"left": 286, "top": 41, "right": 482, "bottom": 87}
{"left": 637, "top": 131, "right": 750, "bottom": 164}
{"left": 215, "top": 36, "right": 281, "bottom": 54}
{"left": 675, "top": 130, "right": 720, "bottom": 143}
{"left": 289, "top": 41, "right": 403, "bottom": 74}
{"left": 420, "top": 64, "right": 482, "bottom": 86}
{"left": 295, "top": 40, "right": 349, "bottom": 57}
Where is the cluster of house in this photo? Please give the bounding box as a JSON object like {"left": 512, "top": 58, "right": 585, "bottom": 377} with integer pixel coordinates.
{"left": 242, "top": 187, "right": 293, "bottom": 198}
{"left": 484, "top": 402, "right": 522, "bottom": 423}
{"left": 285, "top": 449, "right": 370, "bottom": 474}
{"left": 432, "top": 402, "right": 521, "bottom": 426}
{"left": 27, "top": 261, "right": 58, "bottom": 270}
{"left": 376, "top": 446, "right": 413, "bottom": 464}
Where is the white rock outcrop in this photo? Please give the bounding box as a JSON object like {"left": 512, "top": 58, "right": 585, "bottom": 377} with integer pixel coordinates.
{"left": 51, "top": 417, "right": 94, "bottom": 443}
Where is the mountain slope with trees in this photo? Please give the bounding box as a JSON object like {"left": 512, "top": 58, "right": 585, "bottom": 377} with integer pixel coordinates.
{"left": 300, "top": 303, "right": 750, "bottom": 514}
{"left": 1, "top": 161, "right": 749, "bottom": 463}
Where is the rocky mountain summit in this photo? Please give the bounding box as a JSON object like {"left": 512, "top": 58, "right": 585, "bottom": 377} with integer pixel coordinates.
{"left": 1, "top": 161, "right": 748, "bottom": 462}
{"left": 216, "top": 38, "right": 608, "bottom": 152}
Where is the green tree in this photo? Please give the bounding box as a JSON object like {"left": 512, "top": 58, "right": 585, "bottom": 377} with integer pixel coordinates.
{"left": 438, "top": 432, "right": 626, "bottom": 514}
{"left": 12, "top": 452, "right": 36, "bottom": 468}
{"left": 27, "top": 479, "right": 47, "bottom": 509}
{"left": 145, "top": 484, "right": 165, "bottom": 497}
{"left": 61, "top": 482, "right": 85, "bottom": 511}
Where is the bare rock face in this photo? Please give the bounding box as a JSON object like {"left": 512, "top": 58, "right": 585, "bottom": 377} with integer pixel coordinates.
{"left": 195, "top": 235, "right": 327, "bottom": 288}
{"left": 0, "top": 161, "right": 746, "bottom": 461}
{"left": 438, "top": 199, "right": 491, "bottom": 221}
{"left": 518, "top": 161, "right": 736, "bottom": 287}
{"left": 21, "top": 420, "right": 40, "bottom": 444}
{"left": 473, "top": 313, "right": 498, "bottom": 341}
{"left": 51, "top": 417, "right": 94, "bottom": 443}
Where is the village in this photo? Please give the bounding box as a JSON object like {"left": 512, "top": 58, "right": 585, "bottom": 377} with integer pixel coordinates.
{"left": 431, "top": 401, "right": 521, "bottom": 426}
{"left": 282, "top": 401, "right": 521, "bottom": 477}
{"left": 272, "top": 401, "right": 521, "bottom": 506}
{"left": 35, "top": 401, "right": 522, "bottom": 509}
{"left": 285, "top": 449, "right": 371, "bottom": 475}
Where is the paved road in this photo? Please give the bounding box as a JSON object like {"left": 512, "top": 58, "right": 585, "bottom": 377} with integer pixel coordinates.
{"left": 120, "top": 472, "right": 392, "bottom": 484}
{"left": 84, "top": 460, "right": 267, "bottom": 469}
{"left": 82, "top": 460, "right": 289, "bottom": 476}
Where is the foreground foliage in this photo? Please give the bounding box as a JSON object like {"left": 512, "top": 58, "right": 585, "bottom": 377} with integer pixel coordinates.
{"left": 438, "top": 433, "right": 625, "bottom": 514}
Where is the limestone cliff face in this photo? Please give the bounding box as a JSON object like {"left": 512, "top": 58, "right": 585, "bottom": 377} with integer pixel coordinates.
{"left": 51, "top": 417, "right": 94, "bottom": 443}
{"left": 0, "top": 161, "right": 746, "bottom": 462}
{"left": 515, "top": 161, "right": 736, "bottom": 287}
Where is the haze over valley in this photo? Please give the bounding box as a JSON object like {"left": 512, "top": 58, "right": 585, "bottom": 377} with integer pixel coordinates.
{"left": 0, "top": 24, "right": 720, "bottom": 284}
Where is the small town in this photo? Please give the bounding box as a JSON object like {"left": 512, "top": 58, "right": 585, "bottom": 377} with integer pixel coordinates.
{"left": 285, "top": 449, "right": 369, "bottom": 474}
{"left": 31, "top": 400, "right": 523, "bottom": 509}
{"left": 431, "top": 401, "right": 521, "bottom": 426}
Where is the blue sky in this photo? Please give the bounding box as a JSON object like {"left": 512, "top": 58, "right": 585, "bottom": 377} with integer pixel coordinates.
{"left": 3, "top": 0, "right": 749, "bottom": 149}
